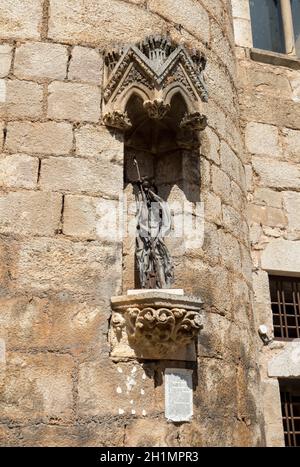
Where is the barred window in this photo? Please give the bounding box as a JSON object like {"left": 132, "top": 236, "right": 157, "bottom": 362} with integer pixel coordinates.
{"left": 269, "top": 275, "right": 300, "bottom": 340}
{"left": 280, "top": 380, "right": 300, "bottom": 447}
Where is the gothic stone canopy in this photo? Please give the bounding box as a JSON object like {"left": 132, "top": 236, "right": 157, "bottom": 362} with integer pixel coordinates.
{"left": 102, "top": 36, "right": 208, "bottom": 137}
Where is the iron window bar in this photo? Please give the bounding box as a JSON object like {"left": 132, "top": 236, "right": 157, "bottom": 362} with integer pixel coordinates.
{"left": 269, "top": 275, "right": 300, "bottom": 340}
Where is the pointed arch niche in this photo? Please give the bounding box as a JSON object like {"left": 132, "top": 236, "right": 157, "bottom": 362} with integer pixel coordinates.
{"left": 103, "top": 37, "right": 208, "bottom": 292}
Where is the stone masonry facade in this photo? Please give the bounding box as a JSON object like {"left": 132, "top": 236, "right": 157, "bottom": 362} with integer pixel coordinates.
{"left": 0, "top": 0, "right": 297, "bottom": 447}
{"left": 232, "top": 0, "right": 300, "bottom": 447}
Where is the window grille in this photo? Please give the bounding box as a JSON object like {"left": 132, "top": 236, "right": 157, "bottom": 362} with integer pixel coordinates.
{"left": 280, "top": 380, "right": 300, "bottom": 447}
{"left": 269, "top": 275, "right": 300, "bottom": 340}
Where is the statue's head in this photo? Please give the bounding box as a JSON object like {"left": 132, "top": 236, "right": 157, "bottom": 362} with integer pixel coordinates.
{"left": 141, "top": 176, "right": 157, "bottom": 194}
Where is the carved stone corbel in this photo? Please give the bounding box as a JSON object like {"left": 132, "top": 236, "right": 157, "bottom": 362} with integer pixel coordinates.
{"left": 109, "top": 291, "right": 203, "bottom": 361}
{"left": 102, "top": 110, "right": 132, "bottom": 131}
{"left": 143, "top": 99, "right": 171, "bottom": 120}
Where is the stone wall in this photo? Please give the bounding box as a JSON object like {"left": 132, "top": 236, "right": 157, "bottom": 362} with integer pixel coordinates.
{"left": 232, "top": 0, "right": 300, "bottom": 447}
{"left": 0, "top": 0, "right": 264, "bottom": 446}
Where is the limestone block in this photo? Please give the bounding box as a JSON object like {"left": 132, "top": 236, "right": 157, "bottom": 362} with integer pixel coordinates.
{"left": 248, "top": 205, "right": 287, "bottom": 228}
{"left": 0, "top": 296, "right": 106, "bottom": 352}
{"left": 206, "top": 61, "right": 236, "bottom": 114}
{"left": 268, "top": 342, "right": 300, "bottom": 377}
{"left": 69, "top": 46, "right": 103, "bottom": 84}
{"left": 0, "top": 122, "right": 4, "bottom": 149}
{"left": 0, "top": 44, "right": 12, "bottom": 78}
{"left": 254, "top": 188, "right": 282, "bottom": 209}
{"left": 0, "top": 154, "right": 38, "bottom": 189}
{"left": 231, "top": 181, "right": 245, "bottom": 211}
{"left": 245, "top": 122, "right": 280, "bottom": 156}
{"left": 222, "top": 205, "right": 243, "bottom": 235}
{"left": 283, "top": 192, "right": 300, "bottom": 231}
{"left": 233, "top": 18, "right": 253, "bottom": 48}
{"left": 252, "top": 158, "right": 300, "bottom": 190}
{"left": 0, "top": 353, "right": 74, "bottom": 422}
{"left": 0, "top": 79, "right": 43, "bottom": 118}
{"left": 148, "top": 0, "right": 210, "bottom": 43}
{"left": 13, "top": 238, "right": 122, "bottom": 300}
{"left": 48, "top": 0, "right": 165, "bottom": 46}
{"left": 261, "top": 238, "right": 300, "bottom": 273}
{"left": 252, "top": 270, "right": 271, "bottom": 305}
{"left": 220, "top": 140, "right": 242, "bottom": 184}
{"left": 63, "top": 195, "right": 123, "bottom": 242}
{"left": 0, "top": 0, "right": 42, "bottom": 40}
{"left": 245, "top": 164, "right": 253, "bottom": 192}
{"left": 78, "top": 361, "right": 155, "bottom": 418}
{"left": 75, "top": 124, "right": 123, "bottom": 159}
{"left": 219, "top": 230, "right": 242, "bottom": 272}
{"left": 211, "top": 166, "right": 231, "bottom": 201}
{"left": 203, "top": 192, "right": 222, "bottom": 224}
{"left": 6, "top": 121, "right": 73, "bottom": 155}
{"left": 48, "top": 81, "right": 101, "bottom": 122}
{"left": 202, "top": 127, "right": 220, "bottom": 164}
{"left": 241, "top": 92, "right": 300, "bottom": 129}
{"left": 231, "top": 0, "right": 251, "bottom": 19}
{"left": 0, "top": 191, "right": 62, "bottom": 236}
{"left": 283, "top": 128, "right": 300, "bottom": 158}
{"left": 14, "top": 42, "right": 68, "bottom": 80}
{"left": 40, "top": 157, "right": 123, "bottom": 198}
{"left": 210, "top": 19, "right": 235, "bottom": 77}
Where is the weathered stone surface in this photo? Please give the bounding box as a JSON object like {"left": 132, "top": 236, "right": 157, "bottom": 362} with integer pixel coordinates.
{"left": 0, "top": 0, "right": 42, "bottom": 40}
{"left": 148, "top": 0, "right": 210, "bottom": 43}
{"left": 252, "top": 270, "right": 271, "bottom": 305}
{"left": 40, "top": 157, "right": 123, "bottom": 197}
{"left": 261, "top": 238, "right": 300, "bottom": 273}
{"left": 0, "top": 154, "right": 38, "bottom": 189}
{"left": 48, "top": 0, "right": 165, "bottom": 46}
{"left": 0, "top": 296, "right": 107, "bottom": 353}
{"left": 75, "top": 124, "right": 123, "bottom": 159}
{"left": 48, "top": 81, "right": 101, "bottom": 122}
{"left": 268, "top": 342, "right": 300, "bottom": 377}
{"left": 245, "top": 122, "right": 280, "bottom": 156}
{"left": 0, "top": 353, "right": 74, "bottom": 423}
{"left": 248, "top": 205, "right": 287, "bottom": 228}
{"left": 13, "top": 238, "right": 122, "bottom": 300}
{"left": 203, "top": 192, "right": 222, "bottom": 224}
{"left": 283, "top": 128, "right": 300, "bottom": 158}
{"left": 69, "top": 46, "right": 103, "bottom": 84}
{"left": 211, "top": 165, "right": 231, "bottom": 201}
{"left": 14, "top": 42, "right": 68, "bottom": 80}
{"left": 6, "top": 121, "right": 73, "bottom": 155}
{"left": 252, "top": 158, "right": 300, "bottom": 190}
{"left": 0, "top": 79, "right": 43, "bottom": 118}
{"left": 0, "top": 191, "right": 62, "bottom": 236}
{"left": 262, "top": 379, "right": 285, "bottom": 447}
{"left": 0, "top": 122, "right": 4, "bottom": 149}
{"left": 0, "top": 44, "right": 12, "bottom": 78}
{"left": 220, "top": 140, "right": 242, "bottom": 184}
{"left": 63, "top": 195, "right": 121, "bottom": 241}
{"left": 283, "top": 192, "right": 300, "bottom": 231}
{"left": 233, "top": 18, "right": 252, "bottom": 48}
{"left": 219, "top": 230, "right": 242, "bottom": 271}
{"left": 202, "top": 127, "right": 220, "bottom": 164}
{"left": 254, "top": 188, "right": 282, "bottom": 209}
{"left": 231, "top": 0, "right": 251, "bottom": 19}
{"left": 78, "top": 361, "right": 155, "bottom": 418}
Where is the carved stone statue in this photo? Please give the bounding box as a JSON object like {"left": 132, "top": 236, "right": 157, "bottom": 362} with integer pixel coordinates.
{"left": 134, "top": 159, "right": 174, "bottom": 289}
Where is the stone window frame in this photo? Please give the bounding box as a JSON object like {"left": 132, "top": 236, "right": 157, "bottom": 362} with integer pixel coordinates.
{"left": 232, "top": 0, "right": 300, "bottom": 68}
{"left": 251, "top": 0, "right": 298, "bottom": 55}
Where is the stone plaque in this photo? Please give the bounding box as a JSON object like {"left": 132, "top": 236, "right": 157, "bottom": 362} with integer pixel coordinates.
{"left": 165, "top": 368, "right": 193, "bottom": 422}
